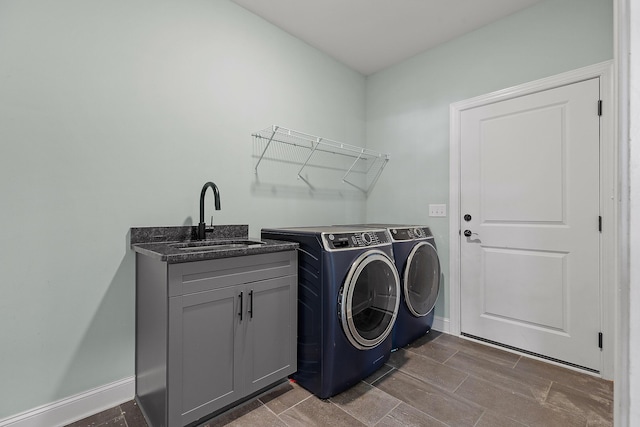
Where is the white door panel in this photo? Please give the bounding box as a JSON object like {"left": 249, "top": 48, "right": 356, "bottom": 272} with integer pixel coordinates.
{"left": 480, "top": 105, "right": 565, "bottom": 223}
{"left": 460, "top": 78, "right": 600, "bottom": 371}
{"left": 482, "top": 247, "right": 567, "bottom": 331}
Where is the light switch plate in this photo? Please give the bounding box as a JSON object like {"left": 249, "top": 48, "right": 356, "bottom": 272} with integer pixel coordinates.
{"left": 428, "top": 204, "right": 447, "bottom": 217}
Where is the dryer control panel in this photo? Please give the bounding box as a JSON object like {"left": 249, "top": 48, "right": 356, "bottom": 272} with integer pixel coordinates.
{"left": 388, "top": 226, "right": 434, "bottom": 241}
{"left": 322, "top": 230, "right": 390, "bottom": 251}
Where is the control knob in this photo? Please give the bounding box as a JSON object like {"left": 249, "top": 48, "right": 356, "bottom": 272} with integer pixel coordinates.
{"left": 361, "top": 232, "right": 373, "bottom": 245}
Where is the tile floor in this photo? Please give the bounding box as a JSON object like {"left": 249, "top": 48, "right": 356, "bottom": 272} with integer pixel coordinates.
{"left": 66, "top": 331, "right": 613, "bottom": 427}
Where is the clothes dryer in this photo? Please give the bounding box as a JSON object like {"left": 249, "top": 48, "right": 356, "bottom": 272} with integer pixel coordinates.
{"left": 261, "top": 226, "right": 400, "bottom": 398}
{"left": 388, "top": 226, "right": 441, "bottom": 348}
{"left": 334, "top": 224, "right": 441, "bottom": 349}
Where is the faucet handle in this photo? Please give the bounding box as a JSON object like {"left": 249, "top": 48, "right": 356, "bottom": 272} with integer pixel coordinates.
{"left": 204, "top": 216, "right": 215, "bottom": 234}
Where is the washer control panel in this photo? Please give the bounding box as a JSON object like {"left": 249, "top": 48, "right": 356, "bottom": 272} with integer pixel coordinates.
{"left": 322, "top": 230, "right": 390, "bottom": 251}
{"left": 419, "top": 227, "right": 434, "bottom": 239}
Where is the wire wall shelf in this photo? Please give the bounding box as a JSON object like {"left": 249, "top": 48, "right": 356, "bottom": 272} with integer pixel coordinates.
{"left": 252, "top": 125, "right": 389, "bottom": 194}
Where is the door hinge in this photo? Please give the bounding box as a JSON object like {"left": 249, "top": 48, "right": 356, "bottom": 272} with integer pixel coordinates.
{"left": 599, "top": 216, "right": 602, "bottom": 232}
{"left": 598, "top": 332, "right": 603, "bottom": 349}
{"left": 598, "top": 100, "right": 603, "bottom": 116}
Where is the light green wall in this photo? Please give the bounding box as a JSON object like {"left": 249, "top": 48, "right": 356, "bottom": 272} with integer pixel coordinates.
{"left": 0, "top": 0, "right": 366, "bottom": 418}
{"left": 365, "top": 0, "right": 613, "bottom": 319}
{"left": 0, "top": 0, "right": 615, "bottom": 419}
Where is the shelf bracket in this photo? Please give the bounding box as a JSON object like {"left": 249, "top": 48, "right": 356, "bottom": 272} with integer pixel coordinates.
{"left": 297, "top": 138, "right": 322, "bottom": 180}
{"left": 342, "top": 154, "right": 389, "bottom": 194}
{"left": 341, "top": 149, "right": 364, "bottom": 190}
{"left": 342, "top": 149, "right": 364, "bottom": 180}
{"left": 254, "top": 126, "right": 278, "bottom": 174}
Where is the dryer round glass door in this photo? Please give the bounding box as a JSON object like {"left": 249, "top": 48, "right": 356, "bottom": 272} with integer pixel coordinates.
{"left": 403, "top": 242, "right": 441, "bottom": 317}
{"left": 339, "top": 250, "right": 400, "bottom": 350}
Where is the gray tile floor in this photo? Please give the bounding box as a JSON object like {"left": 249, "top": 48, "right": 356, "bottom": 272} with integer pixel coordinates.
{"left": 67, "top": 331, "right": 613, "bottom": 427}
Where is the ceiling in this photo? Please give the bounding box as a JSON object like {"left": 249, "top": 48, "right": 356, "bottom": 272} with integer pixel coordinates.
{"left": 231, "top": 0, "right": 545, "bottom": 75}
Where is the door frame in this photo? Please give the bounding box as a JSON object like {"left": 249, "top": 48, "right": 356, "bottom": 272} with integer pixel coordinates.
{"left": 449, "top": 60, "right": 616, "bottom": 379}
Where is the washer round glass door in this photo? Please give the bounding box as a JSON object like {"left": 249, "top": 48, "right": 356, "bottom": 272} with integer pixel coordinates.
{"left": 339, "top": 250, "right": 400, "bottom": 350}
{"left": 404, "top": 241, "right": 441, "bottom": 317}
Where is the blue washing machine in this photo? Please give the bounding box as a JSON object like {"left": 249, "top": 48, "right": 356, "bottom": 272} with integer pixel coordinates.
{"left": 335, "top": 224, "right": 441, "bottom": 349}
{"left": 261, "top": 226, "right": 401, "bottom": 399}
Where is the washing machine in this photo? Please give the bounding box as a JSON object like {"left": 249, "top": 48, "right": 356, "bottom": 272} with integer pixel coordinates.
{"left": 334, "top": 224, "right": 441, "bottom": 349}
{"left": 261, "top": 226, "right": 401, "bottom": 399}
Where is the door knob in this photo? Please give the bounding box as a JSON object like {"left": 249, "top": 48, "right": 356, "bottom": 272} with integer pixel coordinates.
{"left": 464, "top": 214, "right": 472, "bottom": 222}
{"left": 463, "top": 230, "right": 479, "bottom": 238}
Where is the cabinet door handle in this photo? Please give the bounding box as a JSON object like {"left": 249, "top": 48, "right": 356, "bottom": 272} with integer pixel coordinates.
{"left": 238, "top": 291, "right": 243, "bottom": 321}
{"left": 248, "top": 290, "right": 254, "bottom": 318}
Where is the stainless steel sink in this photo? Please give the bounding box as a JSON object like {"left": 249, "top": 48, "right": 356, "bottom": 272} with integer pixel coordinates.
{"left": 170, "top": 240, "right": 266, "bottom": 251}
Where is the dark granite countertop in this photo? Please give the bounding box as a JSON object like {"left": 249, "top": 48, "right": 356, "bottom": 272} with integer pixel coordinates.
{"left": 130, "top": 225, "right": 298, "bottom": 264}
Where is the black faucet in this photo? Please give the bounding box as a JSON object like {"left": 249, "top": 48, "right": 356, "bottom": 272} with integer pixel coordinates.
{"left": 198, "top": 181, "right": 221, "bottom": 240}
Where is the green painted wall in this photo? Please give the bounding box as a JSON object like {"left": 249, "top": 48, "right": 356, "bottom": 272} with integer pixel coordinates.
{"left": 0, "top": 0, "right": 615, "bottom": 420}
{"left": 0, "top": 0, "right": 366, "bottom": 418}
{"left": 365, "top": 0, "right": 613, "bottom": 319}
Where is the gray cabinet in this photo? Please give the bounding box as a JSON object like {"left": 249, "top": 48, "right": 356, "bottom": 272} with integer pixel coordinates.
{"left": 136, "top": 250, "right": 297, "bottom": 427}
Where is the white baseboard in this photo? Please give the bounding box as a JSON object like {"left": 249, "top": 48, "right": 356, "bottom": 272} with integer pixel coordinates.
{"left": 0, "top": 377, "right": 135, "bottom": 427}
{"left": 432, "top": 316, "right": 450, "bottom": 334}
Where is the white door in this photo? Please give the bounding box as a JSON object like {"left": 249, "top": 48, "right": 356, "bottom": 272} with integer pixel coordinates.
{"left": 459, "top": 78, "right": 601, "bottom": 371}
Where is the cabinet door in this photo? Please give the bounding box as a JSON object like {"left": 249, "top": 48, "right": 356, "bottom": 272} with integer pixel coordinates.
{"left": 168, "top": 286, "right": 244, "bottom": 427}
{"left": 243, "top": 275, "right": 298, "bottom": 394}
